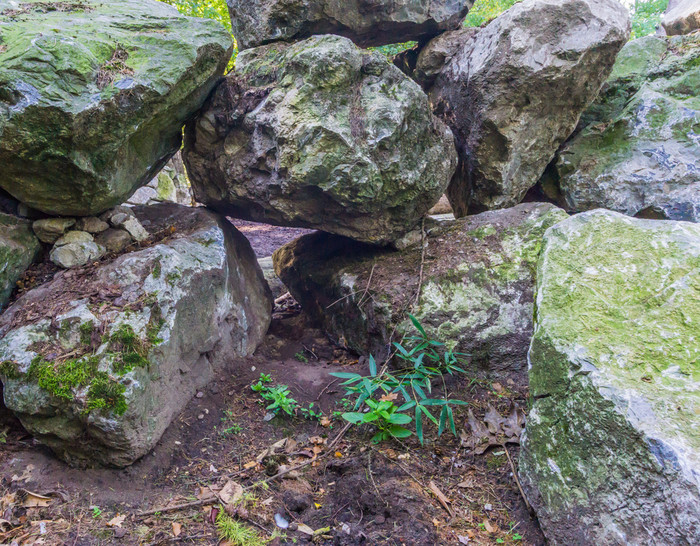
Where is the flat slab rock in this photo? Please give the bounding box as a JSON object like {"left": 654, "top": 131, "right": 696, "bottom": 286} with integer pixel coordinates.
{"left": 273, "top": 202, "right": 568, "bottom": 373}
{"left": 548, "top": 34, "right": 700, "bottom": 222}
{"left": 0, "top": 204, "right": 272, "bottom": 467}
{"left": 184, "top": 35, "right": 457, "bottom": 245}
{"left": 520, "top": 210, "right": 700, "bottom": 544}
{"left": 227, "top": 0, "right": 472, "bottom": 50}
{"left": 429, "top": 0, "right": 629, "bottom": 216}
{"left": 0, "top": 0, "right": 232, "bottom": 216}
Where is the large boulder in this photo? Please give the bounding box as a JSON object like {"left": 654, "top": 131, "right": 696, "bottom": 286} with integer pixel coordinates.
{"left": 226, "top": 0, "right": 472, "bottom": 50}
{"left": 0, "top": 213, "right": 40, "bottom": 309}
{"left": 663, "top": 0, "right": 700, "bottom": 35}
{"left": 546, "top": 34, "right": 700, "bottom": 222}
{"left": 0, "top": 204, "right": 272, "bottom": 467}
{"left": 0, "top": 0, "right": 232, "bottom": 216}
{"left": 184, "top": 35, "right": 457, "bottom": 245}
{"left": 429, "top": 0, "right": 630, "bottom": 217}
{"left": 520, "top": 210, "right": 700, "bottom": 544}
{"left": 273, "top": 203, "right": 568, "bottom": 373}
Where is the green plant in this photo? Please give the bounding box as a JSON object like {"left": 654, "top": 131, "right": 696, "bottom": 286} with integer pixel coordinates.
{"left": 294, "top": 351, "right": 309, "bottom": 363}
{"left": 251, "top": 374, "right": 299, "bottom": 416}
{"left": 219, "top": 409, "right": 242, "bottom": 436}
{"left": 91, "top": 506, "right": 102, "bottom": 518}
{"left": 331, "top": 315, "right": 469, "bottom": 444}
{"left": 630, "top": 0, "right": 669, "bottom": 38}
{"left": 215, "top": 510, "right": 267, "bottom": 546}
{"left": 298, "top": 402, "right": 323, "bottom": 421}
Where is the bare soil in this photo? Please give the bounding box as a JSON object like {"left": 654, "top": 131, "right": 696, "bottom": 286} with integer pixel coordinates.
{"left": 0, "top": 222, "right": 544, "bottom": 546}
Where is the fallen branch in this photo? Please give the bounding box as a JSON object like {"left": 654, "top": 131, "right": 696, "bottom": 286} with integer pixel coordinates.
{"left": 137, "top": 498, "right": 214, "bottom": 518}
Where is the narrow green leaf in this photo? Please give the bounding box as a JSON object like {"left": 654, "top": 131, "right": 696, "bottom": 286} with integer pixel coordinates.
{"left": 438, "top": 405, "right": 449, "bottom": 436}
{"left": 397, "top": 400, "right": 416, "bottom": 412}
{"left": 408, "top": 314, "right": 427, "bottom": 337}
{"left": 415, "top": 406, "right": 424, "bottom": 445}
{"left": 369, "top": 355, "right": 377, "bottom": 377}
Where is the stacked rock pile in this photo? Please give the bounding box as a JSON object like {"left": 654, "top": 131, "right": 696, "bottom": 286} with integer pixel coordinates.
{"left": 0, "top": 0, "right": 698, "bottom": 542}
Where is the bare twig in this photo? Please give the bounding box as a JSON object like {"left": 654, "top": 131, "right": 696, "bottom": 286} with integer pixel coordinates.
{"left": 137, "top": 498, "right": 213, "bottom": 517}
{"left": 503, "top": 444, "right": 533, "bottom": 515}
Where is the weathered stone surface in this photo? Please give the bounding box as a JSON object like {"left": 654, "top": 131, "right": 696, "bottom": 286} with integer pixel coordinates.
{"left": 32, "top": 218, "right": 76, "bottom": 244}
{"left": 126, "top": 152, "right": 193, "bottom": 207}
{"left": 258, "top": 257, "right": 287, "bottom": 300}
{"left": 430, "top": 0, "right": 629, "bottom": 216}
{"left": 75, "top": 217, "right": 109, "bottom": 234}
{"left": 520, "top": 210, "right": 700, "bottom": 545}
{"left": 0, "top": 213, "right": 40, "bottom": 309}
{"left": 663, "top": 0, "right": 700, "bottom": 35}
{"left": 185, "top": 35, "right": 457, "bottom": 245}
{"left": 95, "top": 229, "right": 134, "bottom": 254}
{"left": 49, "top": 241, "right": 105, "bottom": 269}
{"left": 413, "top": 28, "right": 479, "bottom": 90}
{"left": 54, "top": 230, "right": 94, "bottom": 246}
{"left": 0, "top": 204, "right": 272, "bottom": 467}
{"left": 274, "top": 203, "right": 567, "bottom": 372}
{"left": 227, "top": 0, "right": 472, "bottom": 50}
{"left": 0, "top": 0, "right": 232, "bottom": 216}
{"left": 548, "top": 34, "right": 700, "bottom": 222}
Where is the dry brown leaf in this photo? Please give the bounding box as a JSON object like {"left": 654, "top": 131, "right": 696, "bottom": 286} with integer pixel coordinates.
{"left": 428, "top": 481, "right": 453, "bottom": 517}
{"left": 172, "top": 522, "right": 182, "bottom": 536}
{"left": 20, "top": 491, "right": 52, "bottom": 508}
{"left": 462, "top": 404, "right": 525, "bottom": 455}
{"left": 106, "top": 514, "right": 126, "bottom": 528}
{"left": 297, "top": 523, "right": 314, "bottom": 536}
{"left": 243, "top": 461, "right": 257, "bottom": 470}
{"left": 219, "top": 480, "right": 243, "bottom": 507}
{"left": 319, "top": 416, "right": 332, "bottom": 427}
{"left": 483, "top": 519, "right": 494, "bottom": 533}
{"left": 379, "top": 392, "right": 398, "bottom": 402}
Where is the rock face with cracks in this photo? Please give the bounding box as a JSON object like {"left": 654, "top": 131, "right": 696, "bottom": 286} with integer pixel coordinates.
{"left": 429, "top": 0, "right": 630, "bottom": 216}
{"left": 184, "top": 35, "right": 457, "bottom": 245}
{"left": 520, "top": 210, "right": 700, "bottom": 545}
{"left": 0, "top": 213, "right": 40, "bottom": 309}
{"left": 273, "top": 203, "right": 568, "bottom": 372}
{"left": 0, "top": 0, "right": 232, "bottom": 216}
{"left": 226, "top": 0, "right": 473, "bottom": 50}
{"left": 0, "top": 204, "right": 272, "bottom": 467}
{"left": 546, "top": 34, "right": 700, "bottom": 223}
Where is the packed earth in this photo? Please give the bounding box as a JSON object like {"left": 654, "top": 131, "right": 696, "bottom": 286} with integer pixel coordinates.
{"left": 0, "top": 0, "right": 698, "bottom": 545}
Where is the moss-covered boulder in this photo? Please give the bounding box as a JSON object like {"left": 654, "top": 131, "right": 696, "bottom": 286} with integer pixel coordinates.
{"left": 227, "top": 0, "right": 472, "bottom": 50}
{"left": 0, "top": 213, "right": 40, "bottom": 309}
{"left": 520, "top": 210, "right": 700, "bottom": 544}
{"left": 273, "top": 203, "right": 568, "bottom": 373}
{"left": 184, "top": 35, "right": 457, "bottom": 245}
{"left": 0, "top": 204, "right": 272, "bottom": 467}
{"left": 429, "top": 0, "right": 629, "bottom": 216}
{"left": 0, "top": 0, "right": 232, "bottom": 216}
{"left": 547, "top": 34, "right": 700, "bottom": 222}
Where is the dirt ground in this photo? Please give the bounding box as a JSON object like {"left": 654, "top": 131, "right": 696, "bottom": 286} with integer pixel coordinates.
{"left": 0, "top": 220, "right": 544, "bottom": 546}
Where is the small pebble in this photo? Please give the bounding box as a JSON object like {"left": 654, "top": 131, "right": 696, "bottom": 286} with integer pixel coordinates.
{"left": 195, "top": 392, "right": 204, "bottom": 398}
{"left": 484, "top": 503, "right": 493, "bottom": 511}
{"left": 197, "top": 414, "right": 204, "bottom": 420}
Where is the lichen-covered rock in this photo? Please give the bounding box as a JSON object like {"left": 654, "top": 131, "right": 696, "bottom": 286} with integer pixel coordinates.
{"left": 126, "top": 152, "right": 193, "bottom": 207}
{"left": 663, "top": 0, "right": 700, "bottom": 35}
{"left": 227, "top": 0, "right": 472, "bottom": 50}
{"left": 49, "top": 230, "right": 105, "bottom": 269}
{"left": 520, "top": 210, "right": 700, "bottom": 545}
{"left": 273, "top": 203, "right": 567, "bottom": 372}
{"left": 430, "top": 0, "right": 629, "bottom": 216}
{"left": 0, "top": 213, "right": 40, "bottom": 309}
{"left": 0, "top": 204, "right": 272, "bottom": 467}
{"left": 32, "top": 218, "right": 76, "bottom": 244}
{"left": 548, "top": 34, "right": 700, "bottom": 222}
{"left": 184, "top": 35, "right": 457, "bottom": 245}
{"left": 0, "top": 0, "right": 232, "bottom": 216}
